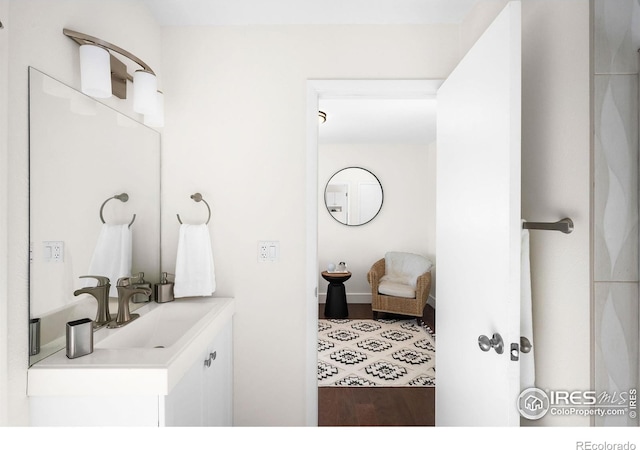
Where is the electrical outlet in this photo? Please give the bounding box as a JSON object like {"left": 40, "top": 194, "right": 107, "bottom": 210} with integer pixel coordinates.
{"left": 258, "top": 242, "right": 269, "bottom": 261}
{"left": 43, "top": 241, "right": 64, "bottom": 262}
{"left": 258, "top": 241, "right": 279, "bottom": 262}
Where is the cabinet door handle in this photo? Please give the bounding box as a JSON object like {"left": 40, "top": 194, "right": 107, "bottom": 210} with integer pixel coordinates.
{"left": 204, "top": 351, "right": 217, "bottom": 368}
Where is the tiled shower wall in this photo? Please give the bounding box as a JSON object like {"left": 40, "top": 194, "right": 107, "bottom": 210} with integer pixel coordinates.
{"left": 594, "top": 0, "right": 640, "bottom": 427}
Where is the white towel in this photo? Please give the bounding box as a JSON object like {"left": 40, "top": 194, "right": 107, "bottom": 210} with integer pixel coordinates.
{"left": 174, "top": 224, "right": 216, "bottom": 298}
{"left": 520, "top": 223, "right": 536, "bottom": 390}
{"left": 87, "top": 224, "right": 132, "bottom": 297}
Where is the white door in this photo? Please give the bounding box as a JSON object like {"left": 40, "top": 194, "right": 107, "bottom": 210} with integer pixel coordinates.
{"left": 203, "top": 321, "right": 233, "bottom": 426}
{"left": 325, "top": 183, "right": 348, "bottom": 223}
{"left": 435, "top": 1, "right": 522, "bottom": 426}
{"left": 357, "top": 181, "right": 383, "bottom": 224}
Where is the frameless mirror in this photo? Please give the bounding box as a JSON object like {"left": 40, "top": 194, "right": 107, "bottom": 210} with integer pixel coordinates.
{"left": 324, "top": 167, "right": 383, "bottom": 226}
{"left": 28, "top": 67, "right": 161, "bottom": 365}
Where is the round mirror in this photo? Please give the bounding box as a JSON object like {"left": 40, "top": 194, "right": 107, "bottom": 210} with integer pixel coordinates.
{"left": 324, "top": 167, "right": 383, "bottom": 226}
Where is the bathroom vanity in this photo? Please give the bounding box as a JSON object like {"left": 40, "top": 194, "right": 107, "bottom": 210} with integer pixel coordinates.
{"left": 28, "top": 297, "right": 234, "bottom": 426}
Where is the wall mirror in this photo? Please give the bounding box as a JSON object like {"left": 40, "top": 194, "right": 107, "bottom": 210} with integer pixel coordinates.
{"left": 28, "top": 67, "right": 161, "bottom": 365}
{"left": 324, "top": 167, "right": 383, "bottom": 226}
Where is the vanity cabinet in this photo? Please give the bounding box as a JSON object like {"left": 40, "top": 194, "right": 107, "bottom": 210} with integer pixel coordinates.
{"left": 163, "top": 321, "right": 232, "bottom": 426}
{"left": 28, "top": 298, "right": 234, "bottom": 427}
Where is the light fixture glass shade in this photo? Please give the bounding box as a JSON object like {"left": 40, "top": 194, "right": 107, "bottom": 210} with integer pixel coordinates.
{"left": 79, "top": 44, "right": 111, "bottom": 98}
{"left": 144, "top": 92, "right": 164, "bottom": 128}
{"left": 133, "top": 70, "right": 158, "bottom": 115}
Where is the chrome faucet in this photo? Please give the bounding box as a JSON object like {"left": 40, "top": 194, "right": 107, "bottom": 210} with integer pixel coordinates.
{"left": 108, "top": 276, "right": 152, "bottom": 328}
{"left": 73, "top": 275, "right": 112, "bottom": 329}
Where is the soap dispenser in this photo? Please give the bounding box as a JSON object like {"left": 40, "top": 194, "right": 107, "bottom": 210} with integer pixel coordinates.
{"left": 131, "top": 272, "right": 152, "bottom": 303}
{"left": 154, "top": 272, "right": 175, "bottom": 303}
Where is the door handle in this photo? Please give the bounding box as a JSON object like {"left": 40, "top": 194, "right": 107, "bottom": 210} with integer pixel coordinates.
{"left": 478, "top": 333, "right": 504, "bottom": 354}
{"left": 520, "top": 336, "right": 532, "bottom": 354}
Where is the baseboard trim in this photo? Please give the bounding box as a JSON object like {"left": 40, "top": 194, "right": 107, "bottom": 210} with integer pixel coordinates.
{"left": 318, "top": 293, "right": 436, "bottom": 307}
{"left": 318, "top": 292, "right": 372, "bottom": 304}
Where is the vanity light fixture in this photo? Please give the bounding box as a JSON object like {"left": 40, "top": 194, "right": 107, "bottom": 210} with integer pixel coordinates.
{"left": 319, "top": 111, "right": 327, "bottom": 124}
{"left": 133, "top": 69, "right": 158, "bottom": 115}
{"left": 63, "top": 28, "right": 162, "bottom": 124}
{"left": 79, "top": 44, "right": 111, "bottom": 98}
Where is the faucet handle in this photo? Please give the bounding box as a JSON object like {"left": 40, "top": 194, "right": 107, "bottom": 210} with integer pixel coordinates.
{"left": 131, "top": 272, "right": 145, "bottom": 283}
{"left": 79, "top": 275, "right": 110, "bottom": 287}
{"left": 116, "top": 276, "right": 132, "bottom": 287}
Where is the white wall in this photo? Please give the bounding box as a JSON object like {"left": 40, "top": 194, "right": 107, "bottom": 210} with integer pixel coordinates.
{"left": 521, "top": 1, "right": 592, "bottom": 426}
{"left": 317, "top": 142, "right": 436, "bottom": 303}
{"left": 459, "top": 0, "right": 510, "bottom": 57}
{"left": 3, "top": 0, "right": 161, "bottom": 426}
{"left": 0, "top": 0, "right": 9, "bottom": 426}
{"left": 160, "top": 24, "right": 459, "bottom": 426}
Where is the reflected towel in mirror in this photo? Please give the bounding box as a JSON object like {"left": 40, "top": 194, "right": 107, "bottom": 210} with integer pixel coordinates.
{"left": 87, "top": 224, "right": 132, "bottom": 297}
{"left": 174, "top": 223, "right": 216, "bottom": 298}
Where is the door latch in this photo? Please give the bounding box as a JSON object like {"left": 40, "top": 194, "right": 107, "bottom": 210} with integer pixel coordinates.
{"left": 510, "top": 342, "right": 519, "bottom": 361}
{"left": 510, "top": 337, "right": 532, "bottom": 361}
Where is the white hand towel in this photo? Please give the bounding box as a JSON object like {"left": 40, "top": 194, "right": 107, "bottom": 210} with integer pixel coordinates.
{"left": 520, "top": 223, "right": 536, "bottom": 390}
{"left": 174, "top": 223, "right": 216, "bottom": 298}
{"left": 87, "top": 224, "right": 132, "bottom": 297}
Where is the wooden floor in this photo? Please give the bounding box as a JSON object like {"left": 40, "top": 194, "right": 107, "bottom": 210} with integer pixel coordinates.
{"left": 318, "top": 303, "right": 436, "bottom": 426}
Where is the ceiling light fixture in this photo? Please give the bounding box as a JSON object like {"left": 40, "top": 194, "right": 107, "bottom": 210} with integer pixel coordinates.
{"left": 318, "top": 111, "right": 327, "bottom": 124}
{"left": 63, "top": 28, "right": 163, "bottom": 126}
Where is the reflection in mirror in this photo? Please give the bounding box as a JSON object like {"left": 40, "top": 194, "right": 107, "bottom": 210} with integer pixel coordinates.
{"left": 28, "top": 67, "right": 161, "bottom": 365}
{"left": 324, "top": 167, "right": 383, "bottom": 226}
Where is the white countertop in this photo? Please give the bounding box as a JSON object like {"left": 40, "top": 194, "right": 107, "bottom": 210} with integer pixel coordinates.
{"left": 27, "top": 297, "right": 234, "bottom": 397}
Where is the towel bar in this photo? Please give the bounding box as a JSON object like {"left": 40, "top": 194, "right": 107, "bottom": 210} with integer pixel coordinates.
{"left": 99, "top": 193, "right": 136, "bottom": 228}
{"left": 522, "top": 218, "right": 573, "bottom": 234}
{"left": 177, "top": 193, "right": 211, "bottom": 225}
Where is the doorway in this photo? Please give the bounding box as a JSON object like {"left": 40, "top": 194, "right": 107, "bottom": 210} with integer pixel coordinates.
{"left": 305, "top": 80, "right": 443, "bottom": 425}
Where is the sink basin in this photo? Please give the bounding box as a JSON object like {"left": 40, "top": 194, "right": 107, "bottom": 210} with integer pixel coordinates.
{"left": 95, "top": 299, "right": 220, "bottom": 349}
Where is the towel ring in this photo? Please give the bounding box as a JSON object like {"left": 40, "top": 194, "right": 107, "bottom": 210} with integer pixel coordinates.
{"left": 177, "top": 193, "right": 211, "bottom": 225}
{"left": 100, "top": 193, "right": 136, "bottom": 228}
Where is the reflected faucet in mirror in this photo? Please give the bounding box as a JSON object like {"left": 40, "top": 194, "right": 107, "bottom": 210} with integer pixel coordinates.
{"left": 73, "top": 275, "right": 112, "bottom": 329}
{"left": 108, "top": 276, "right": 152, "bottom": 328}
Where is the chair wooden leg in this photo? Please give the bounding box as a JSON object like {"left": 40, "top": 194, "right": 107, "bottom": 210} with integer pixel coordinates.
{"left": 373, "top": 311, "right": 378, "bottom": 320}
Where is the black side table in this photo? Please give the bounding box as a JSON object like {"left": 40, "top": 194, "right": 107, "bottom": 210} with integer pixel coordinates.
{"left": 322, "top": 271, "right": 351, "bottom": 318}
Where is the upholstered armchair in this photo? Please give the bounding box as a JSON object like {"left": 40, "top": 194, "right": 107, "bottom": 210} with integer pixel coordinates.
{"left": 367, "top": 252, "right": 433, "bottom": 323}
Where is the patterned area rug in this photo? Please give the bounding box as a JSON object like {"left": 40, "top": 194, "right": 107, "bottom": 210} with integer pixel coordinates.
{"left": 318, "top": 318, "right": 436, "bottom": 387}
